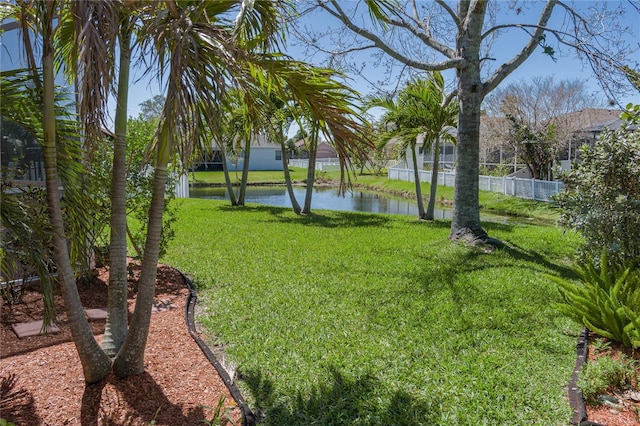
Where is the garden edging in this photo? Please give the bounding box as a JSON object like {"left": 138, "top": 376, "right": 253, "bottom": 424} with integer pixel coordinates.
{"left": 180, "top": 271, "right": 256, "bottom": 426}
{"left": 569, "top": 328, "right": 604, "bottom": 426}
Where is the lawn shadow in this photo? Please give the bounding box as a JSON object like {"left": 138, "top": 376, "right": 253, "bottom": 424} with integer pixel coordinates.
{"left": 81, "top": 371, "right": 208, "bottom": 426}
{"left": 239, "top": 366, "right": 441, "bottom": 425}
{"left": 412, "top": 234, "right": 577, "bottom": 300}
{"left": 0, "top": 374, "right": 41, "bottom": 425}
{"left": 500, "top": 241, "right": 578, "bottom": 280}
{"left": 219, "top": 204, "right": 395, "bottom": 228}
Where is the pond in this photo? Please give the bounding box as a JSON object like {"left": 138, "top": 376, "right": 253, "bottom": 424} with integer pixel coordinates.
{"left": 189, "top": 185, "right": 455, "bottom": 218}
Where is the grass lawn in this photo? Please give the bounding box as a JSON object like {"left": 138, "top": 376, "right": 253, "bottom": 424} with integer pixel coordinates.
{"left": 163, "top": 198, "right": 582, "bottom": 425}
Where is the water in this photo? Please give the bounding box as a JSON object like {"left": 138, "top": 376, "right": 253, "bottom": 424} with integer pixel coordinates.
{"left": 189, "top": 185, "right": 454, "bottom": 219}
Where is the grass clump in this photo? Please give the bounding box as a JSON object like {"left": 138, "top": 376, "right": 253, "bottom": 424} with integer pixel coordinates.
{"left": 163, "top": 198, "right": 581, "bottom": 425}
{"left": 578, "top": 354, "right": 636, "bottom": 404}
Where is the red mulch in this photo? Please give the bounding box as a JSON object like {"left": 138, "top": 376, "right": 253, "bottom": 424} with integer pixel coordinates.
{"left": 0, "top": 262, "right": 241, "bottom": 426}
{"left": 584, "top": 333, "right": 640, "bottom": 426}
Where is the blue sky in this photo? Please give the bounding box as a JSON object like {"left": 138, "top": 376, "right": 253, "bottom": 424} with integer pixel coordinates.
{"left": 1, "top": 1, "right": 638, "bottom": 124}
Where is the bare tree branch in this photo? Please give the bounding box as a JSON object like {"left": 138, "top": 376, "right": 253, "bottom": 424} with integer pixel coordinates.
{"left": 318, "top": 0, "right": 463, "bottom": 71}
{"left": 482, "top": 0, "right": 558, "bottom": 96}
{"left": 435, "top": 0, "right": 460, "bottom": 29}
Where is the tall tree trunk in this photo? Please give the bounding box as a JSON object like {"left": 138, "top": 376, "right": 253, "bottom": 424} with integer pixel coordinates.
{"left": 279, "top": 134, "right": 301, "bottom": 214}
{"left": 41, "top": 7, "right": 111, "bottom": 383}
{"left": 425, "top": 135, "right": 440, "bottom": 220}
{"left": 219, "top": 145, "right": 239, "bottom": 205}
{"left": 102, "top": 26, "right": 132, "bottom": 357}
{"left": 411, "top": 143, "right": 426, "bottom": 219}
{"left": 302, "top": 137, "right": 317, "bottom": 214}
{"left": 237, "top": 139, "right": 250, "bottom": 205}
{"left": 113, "top": 124, "right": 170, "bottom": 378}
{"left": 450, "top": 3, "right": 487, "bottom": 242}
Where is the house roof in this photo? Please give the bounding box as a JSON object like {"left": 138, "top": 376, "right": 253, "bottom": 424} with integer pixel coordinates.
{"left": 294, "top": 138, "right": 331, "bottom": 147}
{"left": 554, "top": 108, "right": 623, "bottom": 132}
{"left": 480, "top": 108, "right": 624, "bottom": 134}
{"left": 581, "top": 117, "right": 638, "bottom": 133}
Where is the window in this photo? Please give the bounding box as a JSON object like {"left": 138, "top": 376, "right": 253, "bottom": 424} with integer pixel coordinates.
{"left": 275, "top": 150, "right": 282, "bottom": 161}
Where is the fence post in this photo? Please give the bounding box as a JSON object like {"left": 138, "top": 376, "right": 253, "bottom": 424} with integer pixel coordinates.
{"left": 532, "top": 178, "right": 536, "bottom": 201}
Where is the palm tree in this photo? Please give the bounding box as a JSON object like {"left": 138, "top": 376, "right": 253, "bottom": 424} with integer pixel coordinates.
{"left": 17, "top": 0, "right": 113, "bottom": 383}
{"left": 102, "top": 11, "right": 137, "bottom": 358}
{"left": 112, "top": 0, "right": 297, "bottom": 377}
{"left": 1, "top": 70, "right": 65, "bottom": 329}
{"left": 284, "top": 69, "right": 372, "bottom": 214}
{"left": 405, "top": 73, "right": 458, "bottom": 220}
{"left": 264, "top": 91, "right": 303, "bottom": 213}
{"left": 59, "top": 0, "right": 137, "bottom": 359}
{"left": 368, "top": 72, "right": 457, "bottom": 220}
{"left": 13, "top": 0, "right": 373, "bottom": 381}
{"left": 368, "top": 93, "right": 428, "bottom": 219}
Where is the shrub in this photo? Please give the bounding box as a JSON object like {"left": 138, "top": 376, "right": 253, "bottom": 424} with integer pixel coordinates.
{"left": 551, "top": 254, "right": 640, "bottom": 348}
{"left": 90, "top": 115, "right": 180, "bottom": 259}
{"left": 578, "top": 354, "right": 636, "bottom": 405}
{"left": 554, "top": 105, "right": 640, "bottom": 264}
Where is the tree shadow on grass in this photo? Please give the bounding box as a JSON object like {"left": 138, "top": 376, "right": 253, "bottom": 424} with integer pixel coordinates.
{"left": 81, "top": 372, "right": 208, "bottom": 426}
{"left": 411, "top": 235, "right": 577, "bottom": 300}
{"left": 219, "top": 204, "right": 395, "bottom": 229}
{"left": 240, "top": 366, "right": 441, "bottom": 426}
{"left": 0, "top": 374, "right": 40, "bottom": 425}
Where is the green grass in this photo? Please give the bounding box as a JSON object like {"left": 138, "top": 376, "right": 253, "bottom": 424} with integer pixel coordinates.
{"left": 190, "top": 169, "right": 561, "bottom": 224}
{"left": 163, "top": 198, "right": 582, "bottom": 425}
{"left": 190, "top": 169, "right": 308, "bottom": 185}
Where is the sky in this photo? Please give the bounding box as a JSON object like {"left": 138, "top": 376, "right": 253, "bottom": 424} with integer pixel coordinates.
{"left": 1, "top": 1, "right": 638, "bottom": 125}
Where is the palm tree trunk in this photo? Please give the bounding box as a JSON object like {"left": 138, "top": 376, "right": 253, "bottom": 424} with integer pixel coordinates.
{"left": 425, "top": 136, "right": 440, "bottom": 220}
{"left": 411, "top": 143, "right": 426, "bottom": 219}
{"left": 102, "top": 25, "right": 131, "bottom": 357}
{"left": 302, "top": 137, "right": 317, "bottom": 214}
{"left": 237, "top": 139, "right": 250, "bottom": 205}
{"left": 41, "top": 10, "right": 111, "bottom": 383}
{"left": 219, "top": 145, "right": 239, "bottom": 206}
{"left": 113, "top": 125, "right": 170, "bottom": 378}
{"left": 279, "top": 134, "right": 301, "bottom": 214}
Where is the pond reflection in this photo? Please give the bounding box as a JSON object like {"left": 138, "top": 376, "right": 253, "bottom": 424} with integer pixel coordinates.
{"left": 189, "top": 185, "right": 453, "bottom": 219}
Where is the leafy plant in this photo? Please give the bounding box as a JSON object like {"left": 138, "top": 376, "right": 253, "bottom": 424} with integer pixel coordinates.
{"left": 551, "top": 254, "right": 640, "bottom": 347}
{"left": 554, "top": 109, "right": 640, "bottom": 264}
{"left": 591, "top": 338, "right": 612, "bottom": 355}
{"left": 578, "top": 354, "right": 636, "bottom": 405}
{"left": 90, "top": 114, "right": 180, "bottom": 259}
{"left": 200, "top": 395, "right": 236, "bottom": 426}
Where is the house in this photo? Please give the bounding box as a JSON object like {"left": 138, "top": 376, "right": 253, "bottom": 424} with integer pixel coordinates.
{"left": 420, "top": 130, "right": 457, "bottom": 171}
{"left": 477, "top": 108, "right": 626, "bottom": 177}
{"left": 224, "top": 142, "right": 284, "bottom": 171}
{"left": 293, "top": 139, "right": 338, "bottom": 159}
{"left": 195, "top": 135, "right": 284, "bottom": 171}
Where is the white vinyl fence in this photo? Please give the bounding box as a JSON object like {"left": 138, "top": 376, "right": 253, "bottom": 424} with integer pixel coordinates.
{"left": 388, "top": 167, "right": 564, "bottom": 202}
{"left": 174, "top": 173, "right": 190, "bottom": 198}
{"left": 289, "top": 158, "right": 341, "bottom": 171}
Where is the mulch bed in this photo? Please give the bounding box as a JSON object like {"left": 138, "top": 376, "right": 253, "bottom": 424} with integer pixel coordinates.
{"left": 0, "top": 261, "right": 241, "bottom": 425}
{"left": 582, "top": 332, "right": 640, "bottom": 426}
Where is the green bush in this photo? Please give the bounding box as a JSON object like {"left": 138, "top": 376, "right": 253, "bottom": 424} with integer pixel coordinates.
{"left": 90, "top": 115, "right": 179, "bottom": 259}
{"left": 578, "top": 354, "right": 636, "bottom": 404}
{"left": 551, "top": 255, "right": 640, "bottom": 348}
{"left": 554, "top": 106, "right": 640, "bottom": 264}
